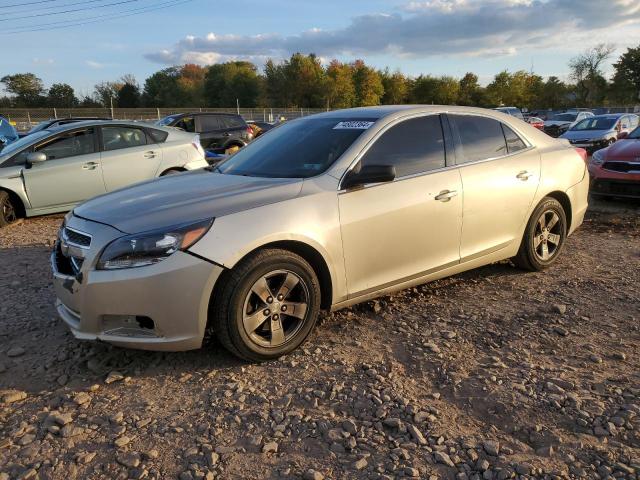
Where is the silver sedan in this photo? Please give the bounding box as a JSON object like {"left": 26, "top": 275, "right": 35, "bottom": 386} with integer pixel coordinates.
{"left": 52, "top": 106, "right": 589, "bottom": 361}
{"left": 0, "top": 120, "right": 208, "bottom": 227}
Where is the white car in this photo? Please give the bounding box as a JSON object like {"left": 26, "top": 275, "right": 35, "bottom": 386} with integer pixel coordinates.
{"left": 0, "top": 120, "right": 208, "bottom": 227}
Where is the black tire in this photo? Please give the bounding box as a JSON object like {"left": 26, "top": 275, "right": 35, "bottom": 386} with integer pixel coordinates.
{"left": 211, "top": 248, "right": 321, "bottom": 362}
{"left": 513, "top": 197, "right": 567, "bottom": 271}
{"left": 0, "top": 190, "right": 18, "bottom": 228}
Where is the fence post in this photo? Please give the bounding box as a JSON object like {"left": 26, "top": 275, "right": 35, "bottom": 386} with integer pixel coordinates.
{"left": 156, "top": 108, "right": 161, "bottom": 120}
{"left": 53, "top": 108, "right": 57, "bottom": 119}
{"left": 27, "top": 111, "right": 32, "bottom": 128}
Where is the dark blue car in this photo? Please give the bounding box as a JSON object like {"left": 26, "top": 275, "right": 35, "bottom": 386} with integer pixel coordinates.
{"left": 0, "top": 116, "right": 19, "bottom": 151}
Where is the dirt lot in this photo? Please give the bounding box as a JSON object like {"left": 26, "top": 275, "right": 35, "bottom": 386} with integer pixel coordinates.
{"left": 1, "top": 198, "right": 639, "bottom": 480}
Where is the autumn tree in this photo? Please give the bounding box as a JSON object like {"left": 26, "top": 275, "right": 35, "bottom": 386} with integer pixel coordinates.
{"left": 352, "top": 60, "right": 384, "bottom": 106}
{"left": 380, "top": 69, "right": 408, "bottom": 105}
{"left": 204, "top": 61, "right": 261, "bottom": 107}
{"left": 324, "top": 60, "right": 355, "bottom": 108}
{"left": 178, "top": 64, "right": 206, "bottom": 105}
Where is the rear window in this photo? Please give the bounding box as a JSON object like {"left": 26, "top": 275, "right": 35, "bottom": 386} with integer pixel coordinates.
{"left": 147, "top": 128, "right": 169, "bottom": 143}
{"left": 217, "top": 117, "right": 376, "bottom": 178}
{"left": 451, "top": 115, "right": 507, "bottom": 163}
{"left": 223, "top": 116, "right": 246, "bottom": 128}
{"left": 199, "top": 116, "right": 221, "bottom": 131}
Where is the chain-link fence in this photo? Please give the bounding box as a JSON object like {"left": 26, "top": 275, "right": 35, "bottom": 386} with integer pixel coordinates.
{"left": 2, "top": 106, "right": 639, "bottom": 132}
{"left": 0, "top": 107, "right": 332, "bottom": 132}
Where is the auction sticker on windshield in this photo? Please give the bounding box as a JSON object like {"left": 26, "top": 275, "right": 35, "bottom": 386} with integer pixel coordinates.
{"left": 333, "top": 121, "right": 375, "bottom": 130}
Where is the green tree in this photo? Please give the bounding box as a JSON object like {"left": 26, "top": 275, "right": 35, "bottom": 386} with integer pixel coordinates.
{"left": 178, "top": 64, "right": 206, "bottom": 106}
{"left": 486, "top": 70, "right": 541, "bottom": 109}
{"left": 539, "top": 76, "right": 569, "bottom": 109}
{"left": 0, "top": 73, "right": 46, "bottom": 106}
{"left": 352, "top": 60, "right": 384, "bottom": 106}
{"left": 142, "top": 67, "right": 182, "bottom": 106}
{"left": 264, "top": 59, "right": 290, "bottom": 106}
{"left": 116, "top": 77, "right": 141, "bottom": 107}
{"left": 94, "top": 81, "right": 122, "bottom": 107}
{"left": 380, "top": 69, "right": 408, "bottom": 105}
{"left": 568, "top": 43, "right": 614, "bottom": 106}
{"left": 325, "top": 60, "right": 355, "bottom": 108}
{"left": 204, "top": 61, "right": 261, "bottom": 107}
{"left": 611, "top": 45, "right": 640, "bottom": 104}
{"left": 410, "top": 75, "right": 459, "bottom": 105}
{"left": 48, "top": 83, "right": 77, "bottom": 107}
{"left": 286, "top": 53, "right": 326, "bottom": 108}
{"left": 457, "top": 72, "right": 481, "bottom": 106}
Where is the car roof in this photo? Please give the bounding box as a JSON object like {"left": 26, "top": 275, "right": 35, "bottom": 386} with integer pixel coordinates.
{"left": 589, "top": 113, "right": 626, "bottom": 119}
{"left": 47, "top": 119, "right": 173, "bottom": 133}
{"left": 168, "top": 112, "right": 241, "bottom": 117}
{"left": 306, "top": 105, "right": 527, "bottom": 121}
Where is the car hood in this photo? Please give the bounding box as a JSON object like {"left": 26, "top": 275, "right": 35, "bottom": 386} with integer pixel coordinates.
{"left": 73, "top": 169, "right": 304, "bottom": 234}
{"left": 602, "top": 138, "right": 640, "bottom": 161}
{"left": 561, "top": 129, "right": 612, "bottom": 140}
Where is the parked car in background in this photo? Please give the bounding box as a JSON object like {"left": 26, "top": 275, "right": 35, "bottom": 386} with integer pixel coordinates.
{"left": 529, "top": 110, "right": 555, "bottom": 121}
{"left": 157, "top": 112, "right": 253, "bottom": 153}
{"left": 589, "top": 126, "right": 640, "bottom": 199}
{"left": 25, "top": 117, "right": 111, "bottom": 136}
{"left": 247, "top": 120, "right": 275, "bottom": 138}
{"left": 0, "top": 120, "right": 207, "bottom": 227}
{"left": 0, "top": 116, "right": 20, "bottom": 151}
{"left": 560, "top": 114, "right": 639, "bottom": 153}
{"left": 51, "top": 106, "right": 588, "bottom": 361}
{"left": 494, "top": 106, "right": 525, "bottom": 121}
{"left": 528, "top": 117, "right": 545, "bottom": 130}
{"left": 544, "top": 111, "right": 594, "bottom": 137}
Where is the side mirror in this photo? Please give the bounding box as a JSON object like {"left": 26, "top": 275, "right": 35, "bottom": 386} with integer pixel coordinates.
{"left": 342, "top": 164, "right": 396, "bottom": 190}
{"left": 25, "top": 152, "right": 47, "bottom": 169}
{"left": 617, "top": 131, "right": 629, "bottom": 140}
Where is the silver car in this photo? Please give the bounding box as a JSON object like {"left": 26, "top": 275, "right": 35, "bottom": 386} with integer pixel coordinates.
{"left": 52, "top": 106, "right": 589, "bottom": 361}
{"left": 0, "top": 120, "right": 208, "bottom": 226}
{"left": 560, "top": 113, "right": 640, "bottom": 153}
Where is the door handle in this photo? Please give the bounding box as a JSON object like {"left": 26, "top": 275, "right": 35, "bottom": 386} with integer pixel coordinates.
{"left": 434, "top": 190, "right": 458, "bottom": 202}
{"left": 82, "top": 162, "right": 99, "bottom": 170}
{"left": 223, "top": 132, "right": 231, "bottom": 137}
{"left": 144, "top": 151, "right": 157, "bottom": 159}
{"left": 516, "top": 170, "right": 533, "bottom": 181}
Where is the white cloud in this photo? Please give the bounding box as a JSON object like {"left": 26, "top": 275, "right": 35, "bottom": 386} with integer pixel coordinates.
{"left": 86, "top": 60, "right": 106, "bottom": 69}
{"left": 145, "top": 0, "right": 640, "bottom": 66}
{"left": 32, "top": 58, "right": 54, "bottom": 65}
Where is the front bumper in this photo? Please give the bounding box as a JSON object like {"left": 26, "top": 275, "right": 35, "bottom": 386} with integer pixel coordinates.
{"left": 51, "top": 217, "right": 223, "bottom": 351}
{"left": 566, "top": 139, "right": 610, "bottom": 153}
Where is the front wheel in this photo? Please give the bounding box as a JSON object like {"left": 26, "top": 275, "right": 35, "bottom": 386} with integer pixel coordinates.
{"left": 0, "top": 191, "right": 18, "bottom": 228}
{"left": 211, "top": 249, "right": 321, "bottom": 362}
{"left": 513, "top": 197, "right": 567, "bottom": 271}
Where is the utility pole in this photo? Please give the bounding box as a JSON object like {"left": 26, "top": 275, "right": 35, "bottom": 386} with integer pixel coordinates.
{"left": 110, "top": 96, "right": 114, "bottom": 119}
{"left": 236, "top": 98, "right": 240, "bottom": 115}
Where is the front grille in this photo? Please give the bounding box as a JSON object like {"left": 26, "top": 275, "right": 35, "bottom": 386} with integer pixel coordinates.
{"left": 54, "top": 243, "right": 75, "bottom": 276}
{"left": 603, "top": 161, "right": 640, "bottom": 173}
{"left": 591, "top": 180, "right": 640, "bottom": 198}
{"left": 63, "top": 227, "right": 92, "bottom": 248}
{"left": 543, "top": 125, "right": 566, "bottom": 138}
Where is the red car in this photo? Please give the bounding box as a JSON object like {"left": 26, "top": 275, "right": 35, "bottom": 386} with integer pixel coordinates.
{"left": 528, "top": 116, "right": 545, "bottom": 130}
{"left": 589, "top": 128, "right": 640, "bottom": 199}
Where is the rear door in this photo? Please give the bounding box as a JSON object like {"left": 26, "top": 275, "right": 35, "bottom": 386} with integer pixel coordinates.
{"left": 22, "top": 127, "right": 105, "bottom": 209}
{"left": 448, "top": 114, "right": 540, "bottom": 260}
{"left": 99, "top": 125, "right": 163, "bottom": 191}
{"left": 196, "top": 115, "right": 225, "bottom": 150}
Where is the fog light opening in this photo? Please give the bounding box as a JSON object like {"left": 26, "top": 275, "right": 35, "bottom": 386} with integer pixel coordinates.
{"left": 136, "top": 316, "right": 155, "bottom": 330}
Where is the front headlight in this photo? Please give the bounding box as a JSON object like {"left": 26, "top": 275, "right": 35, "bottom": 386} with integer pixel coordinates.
{"left": 96, "top": 219, "right": 213, "bottom": 270}
{"left": 591, "top": 148, "right": 606, "bottom": 165}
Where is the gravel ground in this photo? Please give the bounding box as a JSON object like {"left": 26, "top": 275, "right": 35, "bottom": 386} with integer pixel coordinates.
{"left": 0, "top": 198, "right": 639, "bottom": 480}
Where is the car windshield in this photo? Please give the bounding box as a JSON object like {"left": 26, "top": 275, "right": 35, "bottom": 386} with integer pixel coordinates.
{"left": 0, "top": 131, "right": 48, "bottom": 157}
{"left": 216, "top": 117, "right": 376, "bottom": 178}
{"left": 571, "top": 118, "right": 616, "bottom": 131}
{"left": 628, "top": 126, "right": 640, "bottom": 139}
{"left": 156, "top": 115, "right": 180, "bottom": 126}
{"left": 0, "top": 118, "right": 16, "bottom": 136}
{"left": 552, "top": 113, "right": 577, "bottom": 122}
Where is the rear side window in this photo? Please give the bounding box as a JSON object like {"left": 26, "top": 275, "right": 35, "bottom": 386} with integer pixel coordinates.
{"left": 102, "top": 126, "right": 148, "bottom": 152}
{"left": 224, "top": 116, "right": 245, "bottom": 128}
{"left": 502, "top": 124, "right": 527, "bottom": 153}
{"left": 451, "top": 115, "right": 507, "bottom": 163}
{"left": 147, "top": 128, "right": 169, "bottom": 143}
{"left": 199, "top": 116, "right": 221, "bottom": 131}
{"left": 360, "top": 115, "right": 446, "bottom": 177}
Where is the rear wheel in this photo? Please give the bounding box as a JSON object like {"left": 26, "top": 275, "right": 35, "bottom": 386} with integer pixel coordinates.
{"left": 211, "top": 249, "right": 321, "bottom": 362}
{"left": 513, "top": 197, "right": 567, "bottom": 271}
{"left": 0, "top": 191, "right": 18, "bottom": 228}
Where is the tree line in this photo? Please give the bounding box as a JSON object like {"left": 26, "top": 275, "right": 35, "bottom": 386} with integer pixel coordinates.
{"left": 1, "top": 44, "right": 639, "bottom": 110}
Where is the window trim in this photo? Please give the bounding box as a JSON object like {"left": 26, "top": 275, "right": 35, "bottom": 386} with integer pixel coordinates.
{"left": 338, "top": 112, "right": 451, "bottom": 192}
{"left": 445, "top": 112, "right": 534, "bottom": 167}
{"left": 98, "top": 124, "right": 149, "bottom": 153}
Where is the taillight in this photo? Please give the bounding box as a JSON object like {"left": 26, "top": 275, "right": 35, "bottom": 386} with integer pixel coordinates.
{"left": 575, "top": 147, "right": 588, "bottom": 164}
{"left": 246, "top": 126, "right": 253, "bottom": 135}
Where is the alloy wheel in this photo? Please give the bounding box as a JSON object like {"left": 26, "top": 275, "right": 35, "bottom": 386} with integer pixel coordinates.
{"left": 242, "top": 269, "right": 310, "bottom": 348}
{"left": 533, "top": 209, "right": 562, "bottom": 261}
{"left": 1, "top": 196, "right": 16, "bottom": 224}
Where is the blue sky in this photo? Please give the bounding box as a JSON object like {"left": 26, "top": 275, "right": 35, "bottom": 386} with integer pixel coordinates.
{"left": 3, "top": 0, "right": 640, "bottom": 96}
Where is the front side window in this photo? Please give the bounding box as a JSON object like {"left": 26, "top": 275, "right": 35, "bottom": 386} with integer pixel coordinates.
{"left": 217, "top": 117, "right": 375, "bottom": 178}
{"left": 102, "top": 126, "right": 147, "bottom": 152}
{"left": 359, "top": 115, "right": 446, "bottom": 177}
{"left": 451, "top": 115, "right": 507, "bottom": 163}
{"left": 175, "top": 116, "right": 195, "bottom": 132}
{"left": 37, "top": 128, "right": 96, "bottom": 160}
